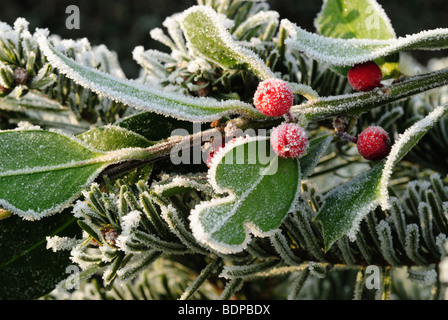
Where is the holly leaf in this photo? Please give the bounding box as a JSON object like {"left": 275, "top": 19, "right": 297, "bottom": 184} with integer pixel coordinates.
{"left": 314, "top": 0, "right": 399, "bottom": 77}
{"left": 0, "top": 129, "right": 147, "bottom": 220}
{"left": 315, "top": 0, "right": 396, "bottom": 40}
{"left": 77, "top": 125, "right": 154, "bottom": 151}
{"left": 190, "top": 137, "right": 301, "bottom": 253}
{"left": 37, "top": 35, "right": 265, "bottom": 122}
{"left": 316, "top": 162, "right": 384, "bottom": 251}
{"left": 316, "top": 104, "right": 448, "bottom": 250}
{"left": 179, "top": 6, "right": 318, "bottom": 99}
{"left": 0, "top": 212, "right": 80, "bottom": 299}
{"left": 283, "top": 20, "right": 448, "bottom": 70}
{"left": 179, "top": 5, "right": 275, "bottom": 80}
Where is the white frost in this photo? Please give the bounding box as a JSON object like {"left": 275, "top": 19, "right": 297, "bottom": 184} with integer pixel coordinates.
{"left": 46, "top": 236, "right": 79, "bottom": 252}
{"left": 379, "top": 105, "right": 448, "bottom": 210}
{"left": 283, "top": 19, "right": 448, "bottom": 66}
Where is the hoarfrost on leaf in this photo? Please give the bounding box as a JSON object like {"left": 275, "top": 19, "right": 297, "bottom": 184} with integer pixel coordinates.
{"left": 179, "top": 5, "right": 276, "bottom": 80}
{"left": 37, "top": 35, "right": 265, "bottom": 122}
{"left": 189, "top": 136, "right": 301, "bottom": 253}
{"left": 46, "top": 236, "right": 79, "bottom": 252}
{"left": 282, "top": 19, "right": 448, "bottom": 67}
{"left": 379, "top": 104, "right": 448, "bottom": 210}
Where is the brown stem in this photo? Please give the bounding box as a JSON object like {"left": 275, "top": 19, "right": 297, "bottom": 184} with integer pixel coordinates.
{"left": 99, "top": 125, "right": 225, "bottom": 180}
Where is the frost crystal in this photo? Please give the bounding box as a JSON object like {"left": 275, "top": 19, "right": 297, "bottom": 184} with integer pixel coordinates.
{"left": 46, "top": 236, "right": 79, "bottom": 252}
{"left": 283, "top": 19, "right": 448, "bottom": 66}
{"left": 379, "top": 105, "right": 448, "bottom": 210}
{"left": 37, "top": 34, "right": 264, "bottom": 122}
{"left": 116, "top": 210, "right": 141, "bottom": 252}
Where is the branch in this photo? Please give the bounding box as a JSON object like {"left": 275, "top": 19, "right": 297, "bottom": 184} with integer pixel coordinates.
{"left": 292, "top": 67, "right": 448, "bottom": 122}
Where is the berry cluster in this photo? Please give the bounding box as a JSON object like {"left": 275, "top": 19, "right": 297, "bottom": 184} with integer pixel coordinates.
{"left": 253, "top": 78, "right": 309, "bottom": 159}
{"left": 208, "top": 75, "right": 391, "bottom": 166}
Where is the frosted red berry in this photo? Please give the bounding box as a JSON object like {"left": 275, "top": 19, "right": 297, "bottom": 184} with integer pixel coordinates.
{"left": 347, "top": 61, "right": 382, "bottom": 92}
{"left": 253, "top": 78, "right": 294, "bottom": 117}
{"left": 270, "top": 122, "right": 309, "bottom": 158}
{"left": 357, "top": 126, "right": 391, "bottom": 161}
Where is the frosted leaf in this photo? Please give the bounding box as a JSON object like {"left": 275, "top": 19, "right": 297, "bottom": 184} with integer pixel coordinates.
{"left": 151, "top": 175, "right": 213, "bottom": 198}
{"left": 316, "top": 163, "right": 383, "bottom": 250}
{"left": 116, "top": 250, "right": 160, "bottom": 281}
{"left": 233, "top": 10, "right": 279, "bottom": 39}
{"left": 408, "top": 267, "right": 437, "bottom": 286}
{"left": 46, "top": 236, "right": 80, "bottom": 252}
{"left": 0, "top": 129, "right": 149, "bottom": 220}
{"left": 38, "top": 35, "right": 264, "bottom": 122}
{"left": 376, "top": 220, "right": 400, "bottom": 266}
{"left": 406, "top": 225, "right": 429, "bottom": 265}
{"left": 379, "top": 105, "right": 448, "bottom": 210}
{"left": 150, "top": 27, "right": 177, "bottom": 51}
{"left": 314, "top": 0, "right": 399, "bottom": 77}
{"left": 179, "top": 5, "right": 276, "bottom": 81}
{"left": 162, "top": 13, "right": 189, "bottom": 55}
{"left": 189, "top": 136, "right": 301, "bottom": 253}
{"left": 282, "top": 19, "right": 448, "bottom": 67}
{"left": 315, "top": 0, "right": 395, "bottom": 40}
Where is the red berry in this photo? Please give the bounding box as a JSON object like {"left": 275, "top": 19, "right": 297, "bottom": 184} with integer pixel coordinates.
{"left": 357, "top": 126, "right": 391, "bottom": 161}
{"left": 347, "top": 61, "right": 382, "bottom": 92}
{"left": 270, "top": 122, "right": 309, "bottom": 158}
{"left": 253, "top": 78, "right": 294, "bottom": 117}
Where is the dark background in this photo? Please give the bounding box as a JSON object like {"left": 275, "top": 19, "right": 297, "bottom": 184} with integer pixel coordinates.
{"left": 1, "top": 0, "right": 447, "bottom": 78}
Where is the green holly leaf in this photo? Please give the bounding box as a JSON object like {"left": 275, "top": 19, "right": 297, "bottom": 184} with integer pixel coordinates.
{"left": 190, "top": 137, "right": 301, "bottom": 253}
{"left": 314, "top": 0, "right": 399, "bottom": 77}
{"left": 180, "top": 5, "right": 275, "bottom": 80}
{"left": 37, "top": 35, "right": 265, "bottom": 122}
{"left": 316, "top": 104, "right": 448, "bottom": 250}
{"left": 316, "top": 162, "right": 384, "bottom": 251}
{"left": 77, "top": 125, "right": 154, "bottom": 151}
{"left": 283, "top": 20, "right": 448, "bottom": 74}
{"left": 179, "top": 6, "right": 318, "bottom": 99}
{"left": 0, "top": 212, "right": 79, "bottom": 299}
{"left": 0, "top": 129, "right": 148, "bottom": 220}
{"left": 315, "top": 0, "right": 396, "bottom": 40}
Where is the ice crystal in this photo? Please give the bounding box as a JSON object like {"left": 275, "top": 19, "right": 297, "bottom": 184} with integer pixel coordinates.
{"left": 46, "top": 236, "right": 80, "bottom": 252}
{"left": 379, "top": 105, "right": 448, "bottom": 210}
{"left": 283, "top": 19, "right": 448, "bottom": 66}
